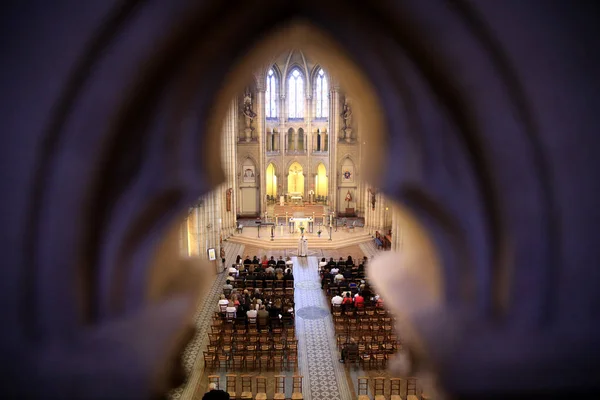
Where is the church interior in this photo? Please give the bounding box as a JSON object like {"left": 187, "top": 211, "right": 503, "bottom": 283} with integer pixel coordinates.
{"left": 2, "top": 2, "right": 600, "bottom": 400}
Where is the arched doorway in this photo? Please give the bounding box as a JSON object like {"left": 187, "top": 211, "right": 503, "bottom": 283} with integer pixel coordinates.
{"left": 287, "top": 162, "right": 304, "bottom": 195}
{"left": 315, "top": 163, "right": 328, "bottom": 198}
{"left": 266, "top": 163, "right": 277, "bottom": 197}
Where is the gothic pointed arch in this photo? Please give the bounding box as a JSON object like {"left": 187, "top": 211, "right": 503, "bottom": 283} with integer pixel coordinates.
{"left": 313, "top": 66, "right": 329, "bottom": 119}
{"left": 287, "top": 65, "right": 305, "bottom": 119}
{"left": 265, "top": 65, "right": 280, "bottom": 119}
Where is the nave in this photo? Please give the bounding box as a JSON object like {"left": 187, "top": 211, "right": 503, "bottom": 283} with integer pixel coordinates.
{"left": 170, "top": 242, "right": 427, "bottom": 400}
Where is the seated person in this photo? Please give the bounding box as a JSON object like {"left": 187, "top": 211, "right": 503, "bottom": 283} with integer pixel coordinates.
{"left": 257, "top": 305, "right": 269, "bottom": 328}
{"left": 339, "top": 340, "right": 358, "bottom": 363}
{"left": 353, "top": 292, "right": 365, "bottom": 308}
{"left": 342, "top": 292, "right": 353, "bottom": 307}
{"left": 321, "top": 272, "right": 331, "bottom": 289}
{"left": 218, "top": 294, "right": 229, "bottom": 312}
{"left": 318, "top": 257, "right": 328, "bottom": 271}
{"left": 246, "top": 305, "right": 258, "bottom": 320}
{"left": 203, "top": 383, "right": 230, "bottom": 400}
{"left": 338, "top": 280, "right": 349, "bottom": 291}
{"left": 225, "top": 300, "right": 237, "bottom": 318}
{"left": 331, "top": 294, "right": 343, "bottom": 306}
{"left": 243, "top": 255, "right": 252, "bottom": 265}
{"left": 284, "top": 268, "right": 294, "bottom": 279}
{"left": 277, "top": 256, "right": 286, "bottom": 266}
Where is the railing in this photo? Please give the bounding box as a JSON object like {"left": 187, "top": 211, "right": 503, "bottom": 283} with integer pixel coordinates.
{"left": 312, "top": 150, "right": 329, "bottom": 155}
{"left": 285, "top": 149, "right": 307, "bottom": 155}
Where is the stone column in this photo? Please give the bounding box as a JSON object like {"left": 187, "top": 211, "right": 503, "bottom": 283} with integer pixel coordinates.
{"left": 365, "top": 188, "right": 373, "bottom": 235}
{"left": 306, "top": 93, "right": 313, "bottom": 198}
{"left": 220, "top": 98, "right": 238, "bottom": 237}
{"left": 187, "top": 206, "right": 200, "bottom": 256}
{"left": 179, "top": 215, "right": 189, "bottom": 257}
{"left": 329, "top": 83, "right": 340, "bottom": 214}
{"left": 257, "top": 87, "right": 266, "bottom": 213}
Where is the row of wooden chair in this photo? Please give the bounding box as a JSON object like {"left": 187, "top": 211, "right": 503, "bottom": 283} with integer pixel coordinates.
{"left": 357, "top": 377, "right": 427, "bottom": 400}
{"left": 208, "top": 374, "right": 304, "bottom": 400}
{"left": 204, "top": 342, "right": 299, "bottom": 372}
{"left": 231, "top": 277, "right": 296, "bottom": 289}
{"left": 211, "top": 320, "right": 296, "bottom": 335}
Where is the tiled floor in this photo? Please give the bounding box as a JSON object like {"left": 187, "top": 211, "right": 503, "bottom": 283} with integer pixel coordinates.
{"left": 293, "top": 256, "right": 354, "bottom": 400}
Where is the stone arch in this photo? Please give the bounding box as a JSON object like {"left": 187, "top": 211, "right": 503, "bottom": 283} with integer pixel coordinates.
{"left": 3, "top": 1, "right": 598, "bottom": 399}
{"left": 286, "top": 127, "right": 295, "bottom": 151}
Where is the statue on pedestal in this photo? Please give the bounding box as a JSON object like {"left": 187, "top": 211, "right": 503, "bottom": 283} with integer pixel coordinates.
{"left": 243, "top": 89, "right": 257, "bottom": 142}
{"left": 341, "top": 100, "right": 353, "bottom": 142}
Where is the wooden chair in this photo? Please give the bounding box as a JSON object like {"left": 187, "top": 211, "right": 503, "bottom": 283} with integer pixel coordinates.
{"left": 232, "top": 354, "right": 244, "bottom": 371}
{"left": 286, "top": 349, "right": 298, "bottom": 371}
{"left": 240, "top": 375, "right": 253, "bottom": 400}
{"left": 374, "top": 377, "right": 386, "bottom": 400}
{"left": 406, "top": 377, "right": 417, "bottom": 396}
{"left": 357, "top": 376, "right": 371, "bottom": 400}
{"left": 208, "top": 375, "right": 220, "bottom": 390}
{"left": 217, "top": 353, "right": 230, "bottom": 370}
{"left": 292, "top": 375, "right": 304, "bottom": 400}
{"left": 203, "top": 351, "right": 216, "bottom": 370}
{"left": 358, "top": 344, "right": 371, "bottom": 369}
{"left": 255, "top": 376, "right": 267, "bottom": 400}
{"left": 244, "top": 353, "right": 257, "bottom": 370}
{"left": 390, "top": 378, "right": 402, "bottom": 400}
{"left": 226, "top": 374, "right": 238, "bottom": 400}
{"left": 274, "top": 375, "right": 286, "bottom": 400}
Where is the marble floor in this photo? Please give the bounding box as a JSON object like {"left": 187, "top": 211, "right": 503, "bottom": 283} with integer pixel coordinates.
{"left": 169, "top": 243, "right": 387, "bottom": 400}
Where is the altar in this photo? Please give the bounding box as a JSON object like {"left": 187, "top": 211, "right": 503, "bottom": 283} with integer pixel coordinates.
{"left": 289, "top": 217, "right": 313, "bottom": 234}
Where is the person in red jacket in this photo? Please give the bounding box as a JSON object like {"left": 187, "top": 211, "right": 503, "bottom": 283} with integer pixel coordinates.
{"left": 353, "top": 292, "right": 365, "bottom": 307}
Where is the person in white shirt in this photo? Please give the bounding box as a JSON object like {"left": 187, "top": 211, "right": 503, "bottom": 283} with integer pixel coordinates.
{"left": 218, "top": 294, "right": 229, "bottom": 312}
{"left": 331, "top": 294, "right": 343, "bottom": 306}
{"left": 226, "top": 300, "right": 237, "bottom": 318}
{"left": 285, "top": 257, "right": 293, "bottom": 266}
{"left": 246, "top": 307, "right": 258, "bottom": 319}
{"left": 318, "top": 257, "right": 328, "bottom": 273}
{"left": 330, "top": 267, "right": 339, "bottom": 276}
{"left": 334, "top": 272, "right": 345, "bottom": 283}
{"left": 228, "top": 265, "right": 239, "bottom": 276}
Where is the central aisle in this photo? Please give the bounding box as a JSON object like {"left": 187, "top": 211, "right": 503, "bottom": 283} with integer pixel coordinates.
{"left": 293, "top": 256, "right": 352, "bottom": 400}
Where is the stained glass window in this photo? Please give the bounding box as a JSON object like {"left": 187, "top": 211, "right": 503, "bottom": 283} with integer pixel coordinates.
{"left": 315, "top": 68, "right": 329, "bottom": 118}
{"left": 265, "top": 68, "right": 277, "bottom": 118}
{"left": 288, "top": 69, "right": 304, "bottom": 118}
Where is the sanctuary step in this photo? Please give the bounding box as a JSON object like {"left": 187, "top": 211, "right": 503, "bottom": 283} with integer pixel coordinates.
{"left": 228, "top": 232, "right": 373, "bottom": 250}
{"left": 273, "top": 204, "right": 325, "bottom": 217}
